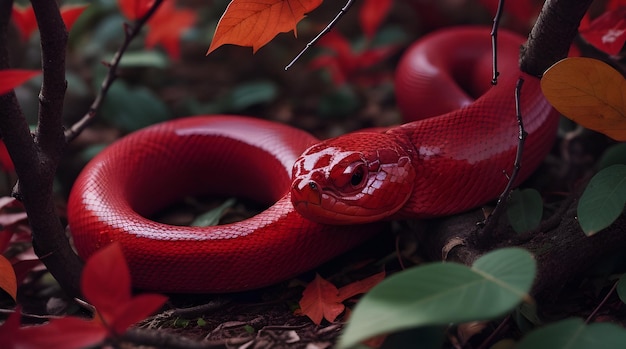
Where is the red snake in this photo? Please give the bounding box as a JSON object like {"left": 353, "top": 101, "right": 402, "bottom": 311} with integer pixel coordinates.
{"left": 67, "top": 27, "right": 559, "bottom": 293}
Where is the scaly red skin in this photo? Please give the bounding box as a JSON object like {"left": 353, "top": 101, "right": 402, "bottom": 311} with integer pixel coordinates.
{"left": 291, "top": 27, "right": 560, "bottom": 224}
{"left": 68, "top": 27, "right": 559, "bottom": 293}
{"left": 67, "top": 117, "right": 382, "bottom": 293}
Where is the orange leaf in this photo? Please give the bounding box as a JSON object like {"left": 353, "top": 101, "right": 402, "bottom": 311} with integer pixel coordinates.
{"left": 0, "top": 69, "right": 40, "bottom": 95}
{"left": 337, "top": 271, "right": 385, "bottom": 301}
{"left": 145, "top": 0, "right": 196, "bottom": 60}
{"left": 0, "top": 255, "right": 17, "bottom": 302}
{"left": 299, "top": 274, "right": 345, "bottom": 325}
{"left": 541, "top": 57, "right": 626, "bottom": 141}
{"left": 207, "top": 0, "right": 323, "bottom": 54}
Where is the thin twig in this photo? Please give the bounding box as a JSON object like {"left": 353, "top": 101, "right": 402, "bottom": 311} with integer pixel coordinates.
{"left": 284, "top": 0, "right": 354, "bottom": 70}
{"left": 481, "top": 78, "right": 527, "bottom": 236}
{"left": 476, "top": 315, "right": 510, "bottom": 349}
{"left": 64, "top": 0, "right": 164, "bottom": 142}
{"left": 585, "top": 281, "right": 619, "bottom": 324}
{"left": 490, "top": 0, "right": 505, "bottom": 84}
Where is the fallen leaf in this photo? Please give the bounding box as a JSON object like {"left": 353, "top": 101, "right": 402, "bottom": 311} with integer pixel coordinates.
{"left": 118, "top": 0, "right": 155, "bottom": 20}
{"left": 0, "top": 255, "right": 17, "bottom": 302}
{"left": 0, "top": 307, "right": 22, "bottom": 348}
{"left": 300, "top": 272, "right": 386, "bottom": 325}
{"left": 359, "top": 0, "right": 392, "bottom": 39}
{"left": 541, "top": 57, "right": 626, "bottom": 141}
{"left": 299, "top": 274, "right": 344, "bottom": 325}
{"left": 337, "top": 271, "right": 385, "bottom": 301}
{"left": 207, "top": 0, "right": 323, "bottom": 54}
{"left": 0, "top": 69, "right": 41, "bottom": 95}
{"left": 18, "top": 317, "right": 107, "bottom": 349}
{"left": 145, "top": 0, "right": 196, "bottom": 60}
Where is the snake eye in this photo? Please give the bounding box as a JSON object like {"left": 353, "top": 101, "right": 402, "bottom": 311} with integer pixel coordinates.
{"left": 350, "top": 165, "right": 365, "bottom": 187}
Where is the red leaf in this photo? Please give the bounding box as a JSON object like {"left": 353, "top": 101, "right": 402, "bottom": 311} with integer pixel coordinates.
{"left": 0, "top": 307, "right": 21, "bottom": 348}
{"left": 337, "top": 271, "right": 385, "bottom": 301}
{"left": 579, "top": 7, "right": 626, "bottom": 55}
{"left": 118, "top": 0, "right": 155, "bottom": 20}
{"left": 81, "top": 242, "right": 131, "bottom": 323}
{"left": 12, "top": 259, "right": 42, "bottom": 286}
{"left": 11, "top": 5, "right": 37, "bottom": 41}
{"left": 359, "top": 0, "right": 392, "bottom": 39}
{"left": 109, "top": 294, "right": 168, "bottom": 334}
{"left": 0, "top": 141, "right": 14, "bottom": 172}
{"left": 61, "top": 4, "right": 89, "bottom": 31}
{"left": 17, "top": 317, "right": 107, "bottom": 349}
{"left": 207, "top": 0, "right": 323, "bottom": 54}
{"left": 145, "top": 0, "right": 196, "bottom": 60}
{"left": 0, "top": 69, "right": 40, "bottom": 95}
{"left": 299, "top": 274, "right": 344, "bottom": 325}
{"left": 0, "top": 255, "right": 17, "bottom": 302}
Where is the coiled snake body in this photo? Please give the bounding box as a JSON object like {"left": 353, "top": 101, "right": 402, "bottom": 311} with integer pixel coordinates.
{"left": 68, "top": 27, "right": 559, "bottom": 293}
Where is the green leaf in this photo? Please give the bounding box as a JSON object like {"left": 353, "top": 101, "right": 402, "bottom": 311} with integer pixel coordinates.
{"left": 116, "top": 51, "right": 169, "bottom": 69}
{"left": 318, "top": 86, "right": 361, "bottom": 119}
{"left": 577, "top": 164, "right": 626, "bottom": 236}
{"left": 190, "top": 198, "right": 236, "bottom": 227}
{"left": 228, "top": 81, "right": 278, "bottom": 111}
{"left": 337, "top": 248, "right": 536, "bottom": 348}
{"left": 506, "top": 189, "right": 543, "bottom": 233}
{"left": 517, "top": 318, "right": 626, "bottom": 349}
{"left": 101, "top": 82, "right": 171, "bottom": 132}
{"left": 598, "top": 143, "right": 626, "bottom": 170}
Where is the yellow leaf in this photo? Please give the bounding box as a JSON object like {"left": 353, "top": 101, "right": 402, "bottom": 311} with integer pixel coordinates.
{"left": 0, "top": 255, "right": 17, "bottom": 302}
{"left": 541, "top": 57, "right": 626, "bottom": 141}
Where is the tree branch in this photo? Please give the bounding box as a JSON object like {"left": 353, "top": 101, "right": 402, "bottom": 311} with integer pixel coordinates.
{"left": 520, "top": 0, "right": 593, "bottom": 76}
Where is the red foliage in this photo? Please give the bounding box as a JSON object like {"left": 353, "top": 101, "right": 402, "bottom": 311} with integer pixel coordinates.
{"left": 11, "top": 4, "right": 88, "bottom": 41}
{"left": 0, "top": 243, "right": 167, "bottom": 348}
{"left": 145, "top": 0, "right": 196, "bottom": 60}
{"left": 299, "top": 272, "right": 385, "bottom": 324}
{"left": 579, "top": 6, "right": 626, "bottom": 56}
{"left": 359, "top": 0, "right": 393, "bottom": 39}
{"left": 309, "top": 31, "right": 399, "bottom": 86}
{"left": 118, "top": 0, "right": 155, "bottom": 20}
{"left": 0, "top": 69, "right": 40, "bottom": 96}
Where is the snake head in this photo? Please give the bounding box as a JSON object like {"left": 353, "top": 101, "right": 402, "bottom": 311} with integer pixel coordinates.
{"left": 290, "top": 132, "right": 415, "bottom": 225}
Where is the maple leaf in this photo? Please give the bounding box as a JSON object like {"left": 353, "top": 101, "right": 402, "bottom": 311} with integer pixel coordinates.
{"left": 11, "top": 4, "right": 88, "bottom": 41}
{"left": 81, "top": 242, "right": 168, "bottom": 335}
{"left": 207, "top": 0, "right": 323, "bottom": 54}
{"left": 299, "top": 272, "right": 385, "bottom": 325}
{"left": 0, "top": 69, "right": 40, "bottom": 96}
{"left": 579, "top": 7, "right": 626, "bottom": 56}
{"left": 118, "top": 0, "right": 155, "bottom": 20}
{"left": 359, "top": 0, "right": 393, "bottom": 39}
{"left": 145, "top": 0, "right": 196, "bottom": 60}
